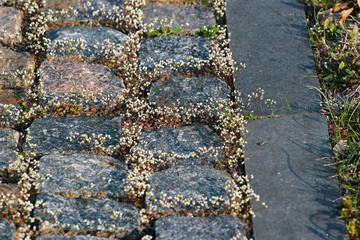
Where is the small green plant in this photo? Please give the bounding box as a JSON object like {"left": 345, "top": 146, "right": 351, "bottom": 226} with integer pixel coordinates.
{"left": 146, "top": 26, "right": 182, "bottom": 37}
{"left": 194, "top": 25, "right": 220, "bottom": 37}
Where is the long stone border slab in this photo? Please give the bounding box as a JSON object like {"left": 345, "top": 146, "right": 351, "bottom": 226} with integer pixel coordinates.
{"left": 227, "top": 0, "right": 321, "bottom": 116}
{"left": 244, "top": 113, "right": 345, "bottom": 239}
{"left": 226, "top": 0, "right": 347, "bottom": 239}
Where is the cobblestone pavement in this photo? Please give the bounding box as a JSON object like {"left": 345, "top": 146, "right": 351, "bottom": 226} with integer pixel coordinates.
{"left": 0, "top": 0, "right": 346, "bottom": 239}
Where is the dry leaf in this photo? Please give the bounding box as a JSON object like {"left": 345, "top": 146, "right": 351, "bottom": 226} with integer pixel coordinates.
{"left": 357, "top": 0, "right": 360, "bottom": 7}
{"left": 333, "top": 2, "right": 352, "bottom": 12}
{"left": 340, "top": 8, "right": 354, "bottom": 25}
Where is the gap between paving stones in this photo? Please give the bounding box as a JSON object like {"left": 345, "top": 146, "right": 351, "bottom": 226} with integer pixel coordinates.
{"left": 0, "top": 0, "right": 259, "bottom": 239}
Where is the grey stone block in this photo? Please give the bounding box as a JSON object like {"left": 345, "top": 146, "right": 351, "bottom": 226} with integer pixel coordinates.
{"left": 141, "top": 3, "right": 216, "bottom": 31}
{"left": 25, "top": 116, "right": 122, "bottom": 156}
{"left": 0, "top": 128, "right": 20, "bottom": 177}
{"left": 146, "top": 165, "right": 235, "bottom": 215}
{"left": 0, "top": 46, "right": 35, "bottom": 89}
{"left": 137, "top": 125, "right": 224, "bottom": 169}
{"left": 38, "top": 60, "right": 125, "bottom": 105}
{"left": 227, "top": 0, "right": 321, "bottom": 116}
{"left": 148, "top": 76, "right": 230, "bottom": 111}
{"left": 36, "top": 154, "right": 127, "bottom": 199}
{"left": 0, "top": 219, "right": 16, "bottom": 240}
{"left": 138, "top": 36, "right": 211, "bottom": 77}
{"left": 44, "top": 26, "right": 127, "bottom": 62}
{"left": 36, "top": 235, "right": 113, "bottom": 240}
{"left": 43, "top": 0, "right": 124, "bottom": 26}
{"left": 155, "top": 216, "right": 247, "bottom": 240}
{"left": 34, "top": 193, "right": 139, "bottom": 238}
{"left": 244, "top": 113, "right": 346, "bottom": 239}
{"left": 0, "top": 7, "right": 22, "bottom": 46}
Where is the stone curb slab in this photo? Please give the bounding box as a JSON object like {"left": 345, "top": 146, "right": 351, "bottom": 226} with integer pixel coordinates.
{"left": 141, "top": 3, "right": 216, "bottom": 31}
{"left": 34, "top": 193, "right": 139, "bottom": 238}
{"left": 155, "top": 215, "right": 247, "bottom": 240}
{"left": 36, "top": 154, "right": 127, "bottom": 199}
{"left": 244, "top": 113, "right": 346, "bottom": 239}
{"left": 227, "top": 0, "right": 321, "bottom": 116}
{"left": 25, "top": 116, "right": 122, "bottom": 156}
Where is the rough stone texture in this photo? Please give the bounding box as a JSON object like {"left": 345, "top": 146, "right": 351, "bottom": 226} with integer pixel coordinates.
{"left": 44, "top": 26, "right": 127, "bottom": 62}
{"left": 0, "top": 183, "right": 20, "bottom": 196}
{"left": 0, "top": 7, "right": 22, "bottom": 46}
{"left": 156, "top": 216, "right": 247, "bottom": 240}
{"left": 146, "top": 165, "right": 235, "bottom": 214}
{"left": 227, "top": 0, "right": 322, "bottom": 116}
{"left": 0, "top": 89, "right": 25, "bottom": 105}
{"left": 138, "top": 36, "right": 211, "bottom": 77}
{"left": 43, "top": 0, "right": 124, "bottom": 26}
{"left": 149, "top": 76, "right": 230, "bottom": 110}
{"left": 36, "top": 154, "right": 127, "bottom": 199}
{"left": 244, "top": 113, "right": 346, "bottom": 240}
{"left": 0, "top": 219, "right": 16, "bottom": 240}
{"left": 137, "top": 125, "right": 223, "bottom": 169}
{"left": 0, "top": 46, "right": 35, "bottom": 89}
{"left": 38, "top": 60, "right": 125, "bottom": 102}
{"left": 0, "top": 128, "right": 20, "bottom": 178}
{"left": 25, "top": 116, "right": 122, "bottom": 156}
{"left": 147, "top": 0, "right": 190, "bottom": 3}
{"left": 0, "top": 91, "right": 22, "bottom": 128}
{"left": 141, "top": 3, "right": 216, "bottom": 31}
{"left": 37, "top": 236, "right": 111, "bottom": 240}
{"left": 34, "top": 193, "right": 139, "bottom": 238}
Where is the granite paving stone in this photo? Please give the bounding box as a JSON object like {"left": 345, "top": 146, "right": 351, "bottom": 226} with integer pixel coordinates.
{"left": 0, "top": 92, "right": 22, "bottom": 128}
{"left": 244, "top": 113, "right": 345, "bottom": 240}
{"left": 149, "top": 76, "right": 230, "bottom": 111}
{"left": 141, "top": 3, "right": 216, "bottom": 32}
{"left": 24, "top": 116, "right": 122, "bottom": 156}
{"left": 0, "top": 128, "right": 20, "bottom": 179}
{"left": 44, "top": 26, "right": 127, "bottom": 62}
{"left": 36, "top": 154, "right": 127, "bottom": 199}
{"left": 0, "top": 7, "right": 22, "bottom": 46}
{"left": 138, "top": 36, "right": 211, "bottom": 77}
{"left": 38, "top": 60, "right": 125, "bottom": 103}
{"left": 34, "top": 193, "right": 139, "bottom": 238}
{"left": 0, "top": 183, "right": 20, "bottom": 197}
{"left": 0, "top": 46, "right": 35, "bottom": 89}
{"left": 137, "top": 125, "right": 224, "bottom": 169}
{"left": 43, "top": 0, "right": 124, "bottom": 26}
{"left": 227, "top": 0, "right": 322, "bottom": 116}
{"left": 155, "top": 216, "right": 247, "bottom": 240}
{"left": 0, "top": 219, "right": 16, "bottom": 240}
{"left": 36, "top": 236, "right": 113, "bottom": 240}
{"left": 146, "top": 165, "right": 235, "bottom": 215}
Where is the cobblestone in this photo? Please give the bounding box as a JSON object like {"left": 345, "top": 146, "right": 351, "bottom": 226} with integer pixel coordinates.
{"left": 0, "top": 46, "right": 35, "bottom": 89}
{"left": 0, "top": 7, "right": 22, "bottom": 46}
{"left": 34, "top": 193, "right": 139, "bottom": 238}
{"left": 141, "top": 3, "right": 216, "bottom": 32}
{"left": 36, "top": 154, "right": 127, "bottom": 199}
